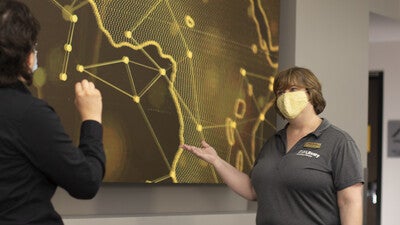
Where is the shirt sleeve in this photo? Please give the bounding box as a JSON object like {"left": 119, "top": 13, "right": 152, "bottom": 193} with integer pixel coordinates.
{"left": 17, "top": 99, "right": 105, "bottom": 199}
{"left": 332, "top": 137, "right": 364, "bottom": 191}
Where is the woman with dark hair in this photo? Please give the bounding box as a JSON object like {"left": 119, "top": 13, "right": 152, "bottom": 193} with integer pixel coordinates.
{"left": 0, "top": 0, "right": 106, "bottom": 224}
{"left": 182, "top": 67, "right": 364, "bottom": 225}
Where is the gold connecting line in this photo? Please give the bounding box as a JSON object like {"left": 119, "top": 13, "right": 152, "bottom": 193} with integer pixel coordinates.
{"left": 167, "top": 80, "right": 205, "bottom": 141}
{"left": 60, "top": 20, "right": 76, "bottom": 80}
{"left": 125, "top": 63, "right": 137, "bottom": 96}
{"left": 231, "top": 67, "right": 278, "bottom": 164}
{"left": 239, "top": 69, "right": 276, "bottom": 113}
{"left": 84, "top": 59, "right": 126, "bottom": 69}
{"left": 137, "top": 103, "right": 172, "bottom": 170}
{"left": 77, "top": 67, "right": 134, "bottom": 98}
{"left": 202, "top": 119, "right": 258, "bottom": 168}
{"left": 129, "top": 0, "right": 163, "bottom": 32}
{"left": 50, "top": 0, "right": 68, "bottom": 13}
{"left": 145, "top": 174, "right": 171, "bottom": 183}
{"left": 131, "top": 61, "right": 160, "bottom": 72}
{"left": 165, "top": 0, "right": 190, "bottom": 51}
{"left": 249, "top": 0, "right": 279, "bottom": 69}
{"left": 225, "top": 144, "right": 233, "bottom": 167}
{"left": 130, "top": 38, "right": 163, "bottom": 71}
{"left": 201, "top": 124, "right": 228, "bottom": 129}
{"left": 50, "top": 0, "right": 80, "bottom": 81}
{"left": 246, "top": 71, "right": 270, "bottom": 81}
{"left": 71, "top": 0, "right": 89, "bottom": 12}
{"left": 138, "top": 73, "right": 163, "bottom": 98}
{"left": 232, "top": 129, "right": 251, "bottom": 166}
{"left": 250, "top": 98, "right": 276, "bottom": 161}
{"left": 187, "top": 54, "right": 201, "bottom": 126}
{"left": 77, "top": 65, "right": 172, "bottom": 171}
{"left": 168, "top": 83, "right": 197, "bottom": 121}
{"left": 167, "top": 50, "right": 201, "bottom": 131}
{"left": 164, "top": 0, "right": 203, "bottom": 128}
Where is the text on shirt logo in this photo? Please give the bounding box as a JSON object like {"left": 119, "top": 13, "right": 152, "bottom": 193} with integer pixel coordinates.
{"left": 297, "top": 150, "right": 320, "bottom": 158}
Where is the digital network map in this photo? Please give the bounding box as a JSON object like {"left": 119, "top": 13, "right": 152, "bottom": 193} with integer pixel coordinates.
{"left": 24, "top": 0, "right": 280, "bottom": 183}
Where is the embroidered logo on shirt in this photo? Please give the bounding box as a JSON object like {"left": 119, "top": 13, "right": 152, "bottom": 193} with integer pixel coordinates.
{"left": 297, "top": 150, "right": 320, "bottom": 158}
{"left": 303, "top": 142, "right": 322, "bottom": 149}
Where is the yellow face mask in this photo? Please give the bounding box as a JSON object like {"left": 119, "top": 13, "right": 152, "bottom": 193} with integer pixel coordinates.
{"left": 277, "top": 91, "right": 309, "bottom": 119}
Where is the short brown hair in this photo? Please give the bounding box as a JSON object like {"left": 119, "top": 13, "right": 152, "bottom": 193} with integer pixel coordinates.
{"left": 273, "top": 67, "right": 326, "bottom": 117}
{"left": 0, "top": 0, "right": 40, "bottom": 86}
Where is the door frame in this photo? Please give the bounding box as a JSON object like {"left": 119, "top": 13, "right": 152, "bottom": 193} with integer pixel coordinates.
{"left": 367, "top": 71, "right": 383, "bottom": 225}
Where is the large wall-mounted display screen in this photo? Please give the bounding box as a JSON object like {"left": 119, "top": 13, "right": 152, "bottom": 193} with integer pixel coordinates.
{"left": 23, "top": 0, "right": 280, "bottom": 184}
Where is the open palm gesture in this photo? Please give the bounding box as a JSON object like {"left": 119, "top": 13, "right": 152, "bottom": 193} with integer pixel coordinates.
{"left": 180, "top": 141, "right": 219, "bottom": 165}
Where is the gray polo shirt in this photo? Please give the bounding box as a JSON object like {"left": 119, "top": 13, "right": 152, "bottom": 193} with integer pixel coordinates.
{"left": 251, "top": 119, "right": 364, "bottom": 225}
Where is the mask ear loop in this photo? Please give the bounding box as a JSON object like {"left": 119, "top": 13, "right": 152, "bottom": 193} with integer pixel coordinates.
{"left": 31, "top": 43, "right": 38, "bottom": 72}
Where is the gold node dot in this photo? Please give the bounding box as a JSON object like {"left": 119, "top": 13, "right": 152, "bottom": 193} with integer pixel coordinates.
{"left": 269, "top": 76, "right": 275, "bottom": 83}
{"left": 247, "top": 83, "right": 254, "bottom": 97}
{"left": 133, "top": 95, "right": 140, "bottom": 103}
{"left": 196, "top": 124, "right": 203, "bottom": 132}
{"left": 59, "top": 73, "right": 68, "bottom": 81}
{"left": 269, "top": 76, "right": 275, "bottom": 92}
{"left": 230, "top": 121, "right": 237, "bottom": 129}
{"left": 259, "top": 114, "right": 265, "bottom": 121}
{"left": 187, "top": 50, "right": 193, "bottom": 59}
{"left": 251, "top": 44, "right": 258, "bottom": 54}
{"left": 76, "top": 65, "right": 84, "bottom": 73}
{"left": 124, "top": 31, "right": 132, "bottom": 39}
{"left": 122, "top": 56, "right": 130, "bottom": 64}
{"left": 70, "top": 15, "right": 78, "bottom": 23}
{"left": 159, "top": 68, "right": 166, "bottom": 76}
{"left": 269, "top": 83, "right": 274, "bottom": 92}
{"left": 240, "top": 68, "right": 246, "bottom": 77}
{"left": 64, "top": 44, "right": 72, "bottom": 52}
{"left": 184, "top": 15, "right": 195, "bottom": 28}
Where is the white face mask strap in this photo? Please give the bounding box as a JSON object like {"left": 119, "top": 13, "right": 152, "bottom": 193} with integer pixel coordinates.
{"left": 32, "top": 50, "right": 38, "bottom": 72}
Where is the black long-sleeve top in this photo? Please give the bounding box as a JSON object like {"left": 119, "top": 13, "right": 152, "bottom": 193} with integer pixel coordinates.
{"left": 0, "top": 82, "right": 106, "bottom": 225}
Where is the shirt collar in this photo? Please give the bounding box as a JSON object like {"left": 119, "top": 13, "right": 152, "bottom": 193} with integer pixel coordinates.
{"left": 311, "top": 118, "right": 330, "bottom": 137}
{"left": 276, "top": 118, "right": 331, "bottom": 138}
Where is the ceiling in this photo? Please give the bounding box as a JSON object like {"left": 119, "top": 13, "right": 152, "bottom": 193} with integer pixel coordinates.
{"left": 370, "top": 12, "right": 400, "bottom": 42}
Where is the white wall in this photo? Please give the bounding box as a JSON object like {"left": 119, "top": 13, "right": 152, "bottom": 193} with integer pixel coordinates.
{"left": 369, "top": 41, "right": 400, "bottom": 225}
{"left": 63, "top": 213, "right": 256, "bottom": 225}
{"left": 53, "top": 1, "right": 370, "bottom": 224}
{"left": 370, "top": 0, "right": 400, "bottom": 21}
{"left": 279, "top": 0, "right": 369, "bottom": 164}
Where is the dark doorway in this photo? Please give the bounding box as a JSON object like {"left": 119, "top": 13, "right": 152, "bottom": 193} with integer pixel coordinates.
{"left": 367, "top": 71, "right": 383, "bottom": 225}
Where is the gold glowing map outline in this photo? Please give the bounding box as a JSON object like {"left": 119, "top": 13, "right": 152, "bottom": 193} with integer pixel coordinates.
{"left": 47, "top": 0, "right": 279, "bottom": 183}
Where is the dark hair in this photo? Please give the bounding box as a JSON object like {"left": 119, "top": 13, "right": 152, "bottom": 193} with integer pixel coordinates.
{"left": 273, "top": 66, "right": 326, "bottom": 116}
{"left": 0, "top": 0, "right": 40, "bottom": 86}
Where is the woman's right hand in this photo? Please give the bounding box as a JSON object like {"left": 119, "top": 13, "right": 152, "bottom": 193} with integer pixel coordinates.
{"left": 182, "top": 140, "right": 257, "bottom": 200}
{"left": 180, "top": 140, "right": 220, "bottom": 165}
{"left": 74, "top": 79, "right": 102, "bottom": 123}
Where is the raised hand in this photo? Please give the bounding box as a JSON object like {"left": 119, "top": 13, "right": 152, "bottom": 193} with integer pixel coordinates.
{"left": 74, "top": 79, "right": 102, "bottom": 123}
